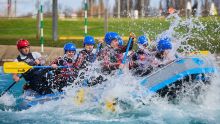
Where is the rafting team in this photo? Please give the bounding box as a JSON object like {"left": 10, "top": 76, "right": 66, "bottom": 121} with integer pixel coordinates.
{"left": 12, "top": 32, "right": 175, "bottom": 96}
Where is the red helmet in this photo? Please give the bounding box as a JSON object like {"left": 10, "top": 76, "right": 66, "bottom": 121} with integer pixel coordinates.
{"left": 16, "top": 39, "right": 30, "bottom": 49}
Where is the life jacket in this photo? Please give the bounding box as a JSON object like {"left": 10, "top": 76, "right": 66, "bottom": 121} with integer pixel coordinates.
{"left": 17, "top": 53, "right": 53, "bottom": 95}
{"left": 155, "top": 51, "right": 170, "bottom": 67}
{"left": 98, "top": 46, "right": 124, "bottom": 74}
{"left": 130, "top": 50, "right": 152, "bottom": 68}
{"left": 57, "top": 56, "right": 75, "bottom": 66}
{"left": 75, "top": 49, "right": 96, "bottom": 69}
{"left": 155, "top": 52, "right": 164, "bottom": 61}
{"left": 50, "top": 56, "right": 78, "bottom": 80}
{"left": 73, "top": 49, "right": 100, "bottom": 86}
{"left": 82, "top": 50, "right": 96, "bottom": 63}
{"left": 17, "top": 53, "right": 35, "bottom": 66}
{"left": 17, "top": 53, "right": 37, "bottom": 81}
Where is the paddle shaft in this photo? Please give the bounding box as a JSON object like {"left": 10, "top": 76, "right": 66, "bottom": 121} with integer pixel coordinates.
{"left": 122, "top": 37, "right": 133, "bottom": 64}
{"left": 33, "top": 66, "right": 68, "bottom": 69}
{"left": 0, "top": 75, "right": 22, "bottom": 97}
{"left": 117, "top": 37, "right": 133, "bottom": 75}
{"left": 96, "top": 43, "right": 102, "bottom": 54}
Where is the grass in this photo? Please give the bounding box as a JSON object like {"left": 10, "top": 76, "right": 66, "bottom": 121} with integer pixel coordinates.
{"left": 0, "top": 16, "right": 219, "bottom": 53}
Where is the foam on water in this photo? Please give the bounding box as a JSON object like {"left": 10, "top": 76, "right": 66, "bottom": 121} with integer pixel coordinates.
{"left": 0, "top": 93, "right": 16, "bottom": 106}
{"left": 0, "top": 74, "right": 219, "bottom": 123}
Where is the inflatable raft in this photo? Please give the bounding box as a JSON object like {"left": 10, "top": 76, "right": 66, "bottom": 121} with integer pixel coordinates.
{"left": 19, "top": 91, "right": 65, "bottom": 109}
{"left": 139, "top": 56, "right": 218, "bottom": 99}
{"left": 20, "top": 56, "right": 218, "bottom": 109}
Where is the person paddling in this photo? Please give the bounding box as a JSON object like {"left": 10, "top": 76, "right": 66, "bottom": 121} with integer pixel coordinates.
{"left": 97, "top": 32, "right": 134, "bottom": 75}
{"left": 50, "top": 42, "right": 78, "bottom": 91}
{"left": 13, "top": 39, "right": 53, "bottom": 95}
{"left": 74, "top": 36, "right": 105, "bottom": 86}
{"left": 129, "top": 35, "right": 154, "bottom": 76}
{"left": 154, "top": 37, "right": 175, "bottom": 67}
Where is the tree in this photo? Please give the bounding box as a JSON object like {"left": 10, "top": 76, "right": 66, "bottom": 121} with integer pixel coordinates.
{"left": 160, "top": 0, "right": 169, "bottom": 16}
{"left": 204, "top": 0, "right": 210, "bottom": 16}
{"left": 98, "top": 0, "right": 104, "bottom": 18}
{"left": 88, "top": 0, "right": 95, "bottom": 17}
{"left": 179, "top": 0, "right": 186, "bottom": 16}
{"left": 113, "top": 0, "right": 134, "bottom": 17}
{"left": 63, "top": 7, "right": 73, "bottom": 17}
{"left": 214, "top": 0, "right": 220, "bottom": 15}
{"left": 44, "top": 1, "right": 52, "bottom": 16}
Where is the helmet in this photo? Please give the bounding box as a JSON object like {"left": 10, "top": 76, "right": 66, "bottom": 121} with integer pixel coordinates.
{"left": 16, "top": 39, "right": 30, "bottom": 49}
{"left": 83, "top": 36, "right": 95, "bottom": 46}
{"left": 157, "top": 38, "right": 172, "bottom": 52}
{"left": 118, "top": 37, "right": 124, "bottom": 46}
{"left": 104, "top": 32, "right": 120, "bottom": 45}
{"left": 137, "top": 35, "right": 148, "bottom": 45}
{"left": 64, "top": 42, "right": 76, "bottom": 53}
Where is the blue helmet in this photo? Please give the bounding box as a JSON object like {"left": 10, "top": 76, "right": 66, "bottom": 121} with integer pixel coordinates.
{"left": 118, "top": 37, "right": 124, "bottom": 46}
{"left": 137, "top": 35, "right": 148, "bottom": 45}
{"left": 64, "top": 42, "right": 76, "bottom": 53}
{"left": 83, "top": 36, "right": 95, "bottom": 46}
{"left": 104, "top": 32, "right": 120, "bottom": 45}
{"left": 157, "top": 38, "right": 172, "bottom": 52}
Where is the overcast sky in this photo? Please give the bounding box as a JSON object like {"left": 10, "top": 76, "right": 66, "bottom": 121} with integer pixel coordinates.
{"left": 0, "top": 0, "right": 83, "bottom": 16}
{"left": 0, "top": 0, "right": 161, "bottom": 16}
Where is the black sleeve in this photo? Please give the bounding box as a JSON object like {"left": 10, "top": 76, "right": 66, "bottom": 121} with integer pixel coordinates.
{"left": 132, "top": 53, "right": 138, "bottom": 61}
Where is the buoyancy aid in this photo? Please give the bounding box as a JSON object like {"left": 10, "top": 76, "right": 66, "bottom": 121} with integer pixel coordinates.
{"left": 17, "top": 53, "right": 53, "bottom": 95}
{"left": 51, "top": 55, "right": 78, "bottom": 83}
{"left": 75, "top": 49, "right": 96, "bottom": 69}
{"left": 17, "top": 53, "right": 39, "bottom": 81}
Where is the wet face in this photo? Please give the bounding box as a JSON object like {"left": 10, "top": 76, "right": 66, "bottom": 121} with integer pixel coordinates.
{"left": 85, "top": 44, "right": 94, "bottom": 52}
{"left": 110, "top": 39, "right": 119, "bottom": 49}
{"left": 162, "top": 50, "right": 170, "bottom": 58}
{"left": 19, "top": 46, "right": 30, "bottom": 55}
{"left": 139, "top": 54, "right": 146, "bottom": 61}
{"left": 65, "top": 51, "right": 75, "bottom": 58}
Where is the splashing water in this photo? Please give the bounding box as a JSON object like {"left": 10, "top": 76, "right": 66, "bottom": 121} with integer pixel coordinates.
{"left": 0, "top": 94, "right": 16, "bottom": 107}
{"left": 0, "top": 63, "right": 219, "bottom": 123}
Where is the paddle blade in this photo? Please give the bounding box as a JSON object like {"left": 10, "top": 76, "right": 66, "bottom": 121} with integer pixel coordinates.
{"left": 3, "top": 62, "right": 32, "bottom": 74}
{"left": 74, "top": 89, "right": 85, "bottom": 105}
{"left": 105, "top": 100, "right": 116, "bottom": 112}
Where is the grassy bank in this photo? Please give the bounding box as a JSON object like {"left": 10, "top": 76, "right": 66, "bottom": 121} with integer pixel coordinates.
{"left": 0, "top": 17, "right": 219, "bottom": 53}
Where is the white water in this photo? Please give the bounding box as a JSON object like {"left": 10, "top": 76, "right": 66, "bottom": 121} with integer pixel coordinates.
{"left": 1, "top": 70, "right": 219, "bottom": 123}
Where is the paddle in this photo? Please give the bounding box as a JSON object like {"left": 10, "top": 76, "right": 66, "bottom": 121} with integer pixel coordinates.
{"left": 74, "top": 89, "right": 85, "bottom": 105}
{"left": 3, "top": 62, "right": 68, "bottom": 74}
{"left": 105, "top": 33, "right": 136, "bottom": 112}
{"left": 117, "top": 33, "right": 136, "bottom": 76}
{"left": 96, "top": 42, "right": 102, "bottom": 54}
{"left": 122, "top": 32, "right": 136, "bottom": 64}
{"left": 71, "top": 43, "right": 103, "bottom": 105}
{"left": 0, "top": 75, "right": 22, "bottom": 97}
